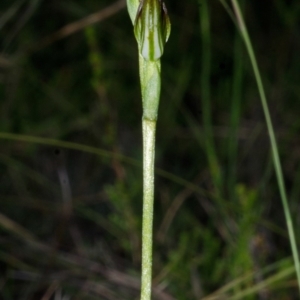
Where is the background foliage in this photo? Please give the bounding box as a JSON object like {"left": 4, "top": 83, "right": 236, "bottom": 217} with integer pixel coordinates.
{"left": 1, "top": 0, "right": 300, "bottom": 299}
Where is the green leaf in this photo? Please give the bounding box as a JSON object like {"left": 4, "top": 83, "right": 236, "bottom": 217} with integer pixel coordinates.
{"left": 134, "top": 0, "right": 171, "bottom": 61}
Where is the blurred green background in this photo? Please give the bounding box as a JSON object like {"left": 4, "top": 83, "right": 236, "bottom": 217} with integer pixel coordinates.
{"left": 1, "top": 0, "right": 300, "bottom": 299}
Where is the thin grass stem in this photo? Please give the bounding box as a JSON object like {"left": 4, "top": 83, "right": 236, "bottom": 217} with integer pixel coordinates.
{"left": 230, "top": 0, "right": 300, "bottom": 292}
{"left": 227, "top": 2, "right": 244, "bottom": 200}
{"left": 200, "top": 0, "right": 223, "bottom": 195}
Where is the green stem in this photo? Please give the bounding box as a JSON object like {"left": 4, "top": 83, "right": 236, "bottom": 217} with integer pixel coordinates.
{"left": 230, "top": 0, "right": 300, "bottom": 292}
{"left": 126, "top": 1, "right": 170, "bottom": 298}
{"left": 141, "top": 117, "right": 156, "bottom": 300}
{"left": 138, "top": 57, "right": 161, "bottom": 300}
{"left": 139, "top": 52, "right": 162, "bottom": 300}
{"left": 200, "top": 0, "right": 222, "bottom": 194}
{"left": 228, "top": 10, "right": 244, "bottom": 200}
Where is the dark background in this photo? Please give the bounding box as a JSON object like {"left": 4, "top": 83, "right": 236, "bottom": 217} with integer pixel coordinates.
{"left": 1, "top": 0, "right": 300, "bottom": 299}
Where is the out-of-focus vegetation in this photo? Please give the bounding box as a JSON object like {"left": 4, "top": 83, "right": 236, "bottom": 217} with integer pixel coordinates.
{"left": 1, "top": 0, "right": 300, "bottom": 299}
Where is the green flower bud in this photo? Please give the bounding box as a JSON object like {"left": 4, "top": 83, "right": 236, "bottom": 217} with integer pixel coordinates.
{"left": 134, "top": 0, "right": 171, "bottom": 61}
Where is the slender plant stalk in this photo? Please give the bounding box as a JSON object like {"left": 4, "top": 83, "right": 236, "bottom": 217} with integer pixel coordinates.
{"left": 199, "top": 0, "right": 223, "bottom": 195}
{"left": 230, "top": 0, "right": 300, "bottom": 292}
{"left": 141, "top": 117, "right": 156, "bottom": 299}
{"left": 227, "top": 1, "right": 244, "bottom": 201}
{"left": 198, "top": 0, "right": 236, "bottom": 242}
{"left": 126, "top": 0, "right": 171, "bottom": 299}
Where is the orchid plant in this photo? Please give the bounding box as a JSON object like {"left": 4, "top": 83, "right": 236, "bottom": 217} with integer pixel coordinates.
{"left": 126, "top": 0, "right": 171, "bottom": 299}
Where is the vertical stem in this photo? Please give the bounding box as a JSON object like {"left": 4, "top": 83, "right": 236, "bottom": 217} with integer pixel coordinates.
{"left": 200, "top": 0, "right": 222, "bottom": 194}
{"left": 228, "top": 14, "right": 244, "bottom": 200}
{"left": 141, "top": 117, "right": 156, "bottom": 300}
{"left": 230, "top": 0, "right": 300, "bottom": 292}
{"left": 126, "top": 1, "right": 170, "bottom": 298}
{"left": 139, "top": 57, "right": 161, "bottom": 300}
